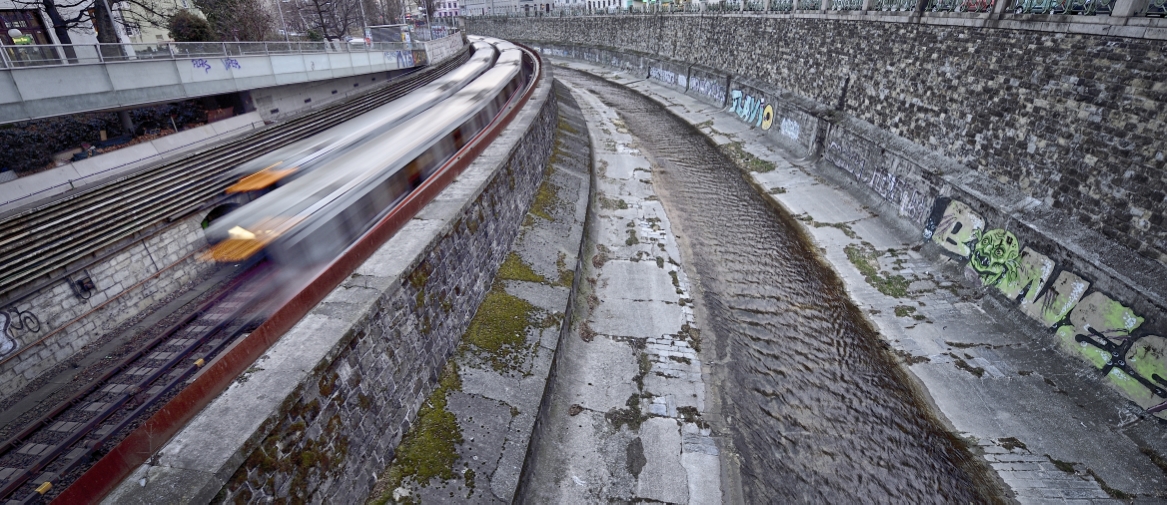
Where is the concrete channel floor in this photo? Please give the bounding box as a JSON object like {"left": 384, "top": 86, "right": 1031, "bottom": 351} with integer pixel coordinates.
{"left": 520, "top": 78, "right": 722, "bottom": 503}
{"left": 546, "top": 59, "right": 1167, "bottom": 504}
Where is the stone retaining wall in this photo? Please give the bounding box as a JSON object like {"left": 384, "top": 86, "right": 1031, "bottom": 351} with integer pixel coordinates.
{"left": 213, "top": 76, "right": 556, "bottom": 504}
{"left": 468, "top": 15, "right": 1167, "bottom": 268}
{"left": 0, "top": 214, "right": 212, "bottom": 401}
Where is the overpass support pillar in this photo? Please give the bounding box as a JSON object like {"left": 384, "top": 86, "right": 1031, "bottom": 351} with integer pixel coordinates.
{"left": 118, "top": 110, "right": 134, "bottom": 133}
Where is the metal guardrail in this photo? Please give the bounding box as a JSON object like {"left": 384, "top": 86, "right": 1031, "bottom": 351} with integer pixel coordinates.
{"left": 0, "top": 40, "right": 419, "bottom": 70}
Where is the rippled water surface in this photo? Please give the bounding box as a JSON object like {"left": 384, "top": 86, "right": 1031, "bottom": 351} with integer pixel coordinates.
{"left": 561, "top": 69, "right": 997, "bottom": 503}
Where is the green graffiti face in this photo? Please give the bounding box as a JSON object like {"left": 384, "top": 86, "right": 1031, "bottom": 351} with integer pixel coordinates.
{"left": 970, "top": 229, "right": 1020, "bottom": 287}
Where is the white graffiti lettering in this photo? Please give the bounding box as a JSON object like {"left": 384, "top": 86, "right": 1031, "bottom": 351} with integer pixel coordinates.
{"left": 687, "top": 75, "right": 726, "bottom": 103}
{"left": 780, "top": 118, "right": 800, "bottom": 140}
{"left": 649, "top": 67, "right": 678, "bottom": 86}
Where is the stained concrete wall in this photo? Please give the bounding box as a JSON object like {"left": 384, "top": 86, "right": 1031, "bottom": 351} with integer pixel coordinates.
{"left": 0, "top": 45, "right": 430, "bottom": 124}
{"left": 0, "top": 213, "right": 212, "bottom": 401}
{"left": 467, "top": 15, "right": 1167, "bottom": 268}
{"left": 102, "top": 65, "right": 557, "bottom": 504}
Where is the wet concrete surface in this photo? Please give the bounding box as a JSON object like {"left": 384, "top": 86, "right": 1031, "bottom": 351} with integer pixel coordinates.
{"left": 546, "top": 58, "right": 1167, "bottom": 505}
{"left": 520, "top": 78, "right": 721, "bottom": 503}
{"left": 552, "top": 68, "right": 1003, "bottom": 504}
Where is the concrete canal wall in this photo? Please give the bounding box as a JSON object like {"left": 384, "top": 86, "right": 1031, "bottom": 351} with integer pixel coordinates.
{"left": 466, "top": 17, "right": 1167, "bottom": 421}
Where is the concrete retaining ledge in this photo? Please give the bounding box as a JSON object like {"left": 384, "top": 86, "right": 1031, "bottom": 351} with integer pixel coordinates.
{"left": 0, "top": 112, "right": 265, "bottom": 217}
{"left": 102, "top": 66, "right": 556, "bottom": 503}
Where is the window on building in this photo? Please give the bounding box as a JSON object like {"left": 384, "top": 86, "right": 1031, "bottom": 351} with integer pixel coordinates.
{"left": 0, "top": 9, "right": 53, "bottom": 45}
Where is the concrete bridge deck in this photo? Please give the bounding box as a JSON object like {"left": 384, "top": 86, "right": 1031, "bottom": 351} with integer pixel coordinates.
{"left": 0, "top": 36, "right": 464, "bottom": 124}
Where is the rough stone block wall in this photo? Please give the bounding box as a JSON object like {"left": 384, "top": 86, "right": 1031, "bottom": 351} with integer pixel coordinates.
{"left": 0, "top": 214, "right": 212, "bottom": 400}
{"left": 213, "top": 83, "right": 557, "bottom": 504}
{"left": 469, "top": 16, "right": 1167, "bottom": 266}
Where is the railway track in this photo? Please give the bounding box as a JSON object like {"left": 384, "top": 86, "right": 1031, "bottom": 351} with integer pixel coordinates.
{"left": 0, "top": 39, "right": 541, "bottom": 503}
{"left": 0, "top": 259, "right": 275, "bottom": 502}
{"left": 0, "top": 46, "right": 473, "bottom": 502}
{"left": 0, "top": 46, "right": 471, "bottom": 305}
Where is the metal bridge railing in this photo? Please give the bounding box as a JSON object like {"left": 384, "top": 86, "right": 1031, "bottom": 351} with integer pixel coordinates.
{"left": 0, "top": 40, "right": 418, "bottom": 70}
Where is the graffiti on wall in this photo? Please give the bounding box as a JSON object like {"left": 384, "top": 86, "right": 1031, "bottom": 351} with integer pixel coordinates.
{"left": 0, "top": 308, "right": 39, "bottom": 358}
{"left": 385, "top": 50, "right": 415, "bottom": 68}
{"left": 538, "top": 47, "right": 571, "bottom": 58}
{"left": 827, "top": 140, "right": 932, "bottom": 224}
{"left": 192, "top": 59, "right": 212, "bottom": 74}
{"left": 729, "top": 89, "right": 773, "bottom": 130}
{"left": 924, "top": 197, "right": 1167, "bottom": 418}
{"left": 780, "top": 118, "right": 800, "bottom": 141}
{"left": 649, "top": 66, "right": 685, "bottom": 88}
{"left": 688, "top": 75, "right": 727, "bottom": 104}
{"left": 221, "top": 58, "right": 241, "bottom": 71}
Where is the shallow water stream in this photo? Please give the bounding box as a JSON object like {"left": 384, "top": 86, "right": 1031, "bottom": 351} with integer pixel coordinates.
{"left": 559, "top": 69, "right": 999, "bottom": 503}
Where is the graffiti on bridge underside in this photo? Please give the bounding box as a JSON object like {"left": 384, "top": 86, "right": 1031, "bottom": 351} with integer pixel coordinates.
{"left": 221, "top": 58, "right": 241, "bottom": 71}
{"left": 0, "top": 308, "right": 40, "bottom": 358}
{"left": 687, "top": 75, "right": 726, "bottom": 104}
{"left": 827, "top": 141, "right": 932, "bottom": 224}
{"left": 192, "top": 59, "right": 212, "bottom": 73}
{"left": 924, "top": 197, "right": 1167, "bottom": 417}
{"left": 649, "top": 66, "right": 686, "bottom": 88}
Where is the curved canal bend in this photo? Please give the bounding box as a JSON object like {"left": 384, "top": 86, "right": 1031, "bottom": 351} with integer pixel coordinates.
{"left": 558, "top": 68, "right": 1003, "bottom": 503}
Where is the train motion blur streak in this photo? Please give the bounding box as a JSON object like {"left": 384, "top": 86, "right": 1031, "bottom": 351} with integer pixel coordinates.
{"left": 224, "top": 40, "right": 500, "bottom": 194}
{"left": 205, "top": 37, "right": 531, "bottom": 274}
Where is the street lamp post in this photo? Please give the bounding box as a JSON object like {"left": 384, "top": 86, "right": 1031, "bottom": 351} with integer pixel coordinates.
{"left": 278, "top": 0, "right": 290, "bottom": 42}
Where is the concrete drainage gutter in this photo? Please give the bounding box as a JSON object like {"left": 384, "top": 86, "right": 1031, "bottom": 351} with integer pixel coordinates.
{"left": 101, "top": 58, "right": 557, "bottom": 504}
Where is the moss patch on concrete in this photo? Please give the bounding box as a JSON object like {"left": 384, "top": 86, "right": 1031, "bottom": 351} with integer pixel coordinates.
{"left": 464, "top": 285, "right": 539, "bottom": 373}
{"left": 797, "top": 214, "right": 860, "bottom": 239}
{"left": 556, "top": 252, "right": 575, "bottom": 287}
{"left": 373, "top": 362, "right": 464, "bottom": 504}
{"left": 498, "top": 251, "right": 547, "bottom": 284}
{"left": 721, "top": 141, "right": 776, "bottom": 173}
{"left": 845, "top": 243, "right": 910, "bottom": 298}
{"left": 530, "top": 166, "right": 561, "bottom": 221}
{"left": 599, "top": 196, "right": 629, "bottom": 210}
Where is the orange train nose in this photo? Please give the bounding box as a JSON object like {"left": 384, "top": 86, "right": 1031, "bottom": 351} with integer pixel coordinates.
{"left": 226, "top": 166, "right": 297, "bottom": 194}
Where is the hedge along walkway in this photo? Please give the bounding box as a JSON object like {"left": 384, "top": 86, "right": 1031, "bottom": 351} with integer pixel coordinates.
{"left": 516, "top": 78, "right": 722, "bottom": 503}
{"left": 367, "top": 81, "right": 591, "bottom": 504}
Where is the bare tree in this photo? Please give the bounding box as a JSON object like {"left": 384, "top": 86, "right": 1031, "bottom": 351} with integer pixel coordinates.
{"left": 193, "top": 0, "right": 274, "bottom": 40}
{"left": 375, "top": 0, "right": 402, "bottom": 24}
{"left": 293, "top": 0, "right": 362, "bottom": 40}
{"left": 10, "top": 0, "right": 172, "bottom": 44}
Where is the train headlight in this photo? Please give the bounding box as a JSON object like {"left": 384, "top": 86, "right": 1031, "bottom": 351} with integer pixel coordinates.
{"left": 201, "top": 217, "right": 302, "bottom": 263}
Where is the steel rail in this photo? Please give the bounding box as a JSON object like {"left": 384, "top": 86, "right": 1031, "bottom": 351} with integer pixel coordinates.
{"left": 54, "top": 42, "right": 544, "bottom": 504}
{"left": 0, "top": 261, "right": 271, "bottom": 502}
{"left": 0, "top": 48, "right": 471, "bottom": 305}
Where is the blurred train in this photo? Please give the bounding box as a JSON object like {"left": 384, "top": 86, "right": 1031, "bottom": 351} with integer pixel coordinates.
{"left": 204, "top": 37, "right": 534, "bottom": 267}
{"left": 224, "top": 39, "right": 501, "bottom": 194}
